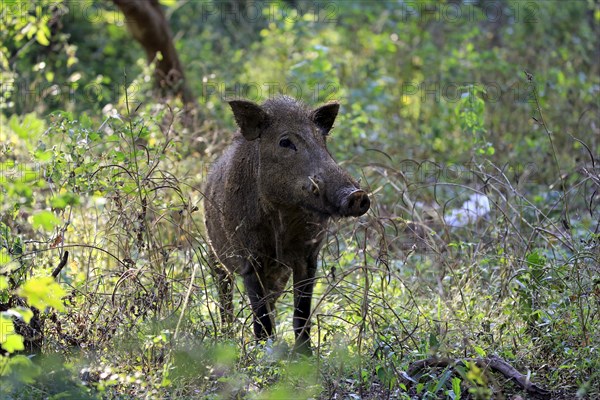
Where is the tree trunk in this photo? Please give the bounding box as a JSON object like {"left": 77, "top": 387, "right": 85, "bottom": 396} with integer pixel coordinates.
{"left": 111, "top": 0, "right": 193, "bottom": 104}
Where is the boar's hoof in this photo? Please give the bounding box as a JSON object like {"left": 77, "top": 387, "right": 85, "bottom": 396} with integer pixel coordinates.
{"left": 341, "top": 190, "right": 370, "bottom": 217}
{"left": 293, "top": 340, "right": 313, "bottom": 357}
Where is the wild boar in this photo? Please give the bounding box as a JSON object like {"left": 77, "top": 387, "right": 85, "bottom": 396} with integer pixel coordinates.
{"left": 204, "top": 96, "right": 370, "bottom": 354}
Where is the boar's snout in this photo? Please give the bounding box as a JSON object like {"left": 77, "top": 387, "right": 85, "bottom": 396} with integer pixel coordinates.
{"left": 306, "top": 175, "right": 370, "bottom": 217}
{"left": 340, "top": 189, "right": 370, "bottom": 217}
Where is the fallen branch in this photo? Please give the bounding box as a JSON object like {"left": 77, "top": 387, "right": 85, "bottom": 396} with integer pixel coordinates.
{"left": 404, "top": 355, "right": 552, "bottom": 398}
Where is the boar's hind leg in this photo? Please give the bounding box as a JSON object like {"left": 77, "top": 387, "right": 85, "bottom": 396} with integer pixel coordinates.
{"left": 243, "top": 265, "right": 274, "bottom": 341}
{"left": 292, "top": 258, "right": 317, "bottom": 355}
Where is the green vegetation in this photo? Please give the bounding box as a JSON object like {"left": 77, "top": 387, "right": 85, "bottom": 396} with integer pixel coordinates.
{"left": 1, "top": 0, "right": 598, "bottom": 398}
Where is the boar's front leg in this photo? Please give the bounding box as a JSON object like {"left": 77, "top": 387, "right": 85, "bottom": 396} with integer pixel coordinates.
{"left": 292, "top": 256, "right": 317, "bottom": 355}
{"left": 243, "top": 263, "right": 274, "bottom": 341}
{"left": 215, "top": 266, "right": 234, "bottom": 330}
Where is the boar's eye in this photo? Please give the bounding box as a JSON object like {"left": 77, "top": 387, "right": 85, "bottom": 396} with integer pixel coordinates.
{"left": 279, "top": 137, "right": 297, "bottom": 151}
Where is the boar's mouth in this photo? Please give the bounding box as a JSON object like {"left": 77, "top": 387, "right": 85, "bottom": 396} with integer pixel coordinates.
{"left": 299, "top": 203, "right": 340, "bottom": 219}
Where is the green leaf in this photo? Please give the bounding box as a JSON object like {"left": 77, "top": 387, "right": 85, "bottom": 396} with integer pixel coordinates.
{"left": 8, "top": 115, "right": 26, "bottom": 138}
{"left": 376, "top": 365, "right": 386, "bottom": 381}
{"left": 526, "top": 250, "right": 546, "bottom": 281}
{"left": 2, "top": 332, "right": 24, "bottom": 353}
{"left": 452, "top": 376, "right": 462, "bottom": 398}
{"left": 433, "top": 369, "right": 453, "bottom": 393}
{"left": 429, "top": 332, "right": 439, "bottom": 349}
{"left": 113, "top": 151, "right": 126, "bottom": 162}
{"left": 474, "top": 346, "right": 486, "bottom": 357}
{"left": 0, "top": 276, "right": 8, "bottom": 290}
{"left": 466, "top": 362, "right": 486, "bottom": 385}
{"left": 8, "top": 113, "right": 45, "bottom": 139}
{"left": 526, "top": 251, "right": 545, "bottom": 268}
{"left": 35, "top": 27, "right": 50, "bottom": 46}
{"left": 34, "top": 149, "right": 53, "bottom": 162}
{"left": 32, "top": 211, "right": 61, "bottom": 231}
{"left": 0, "top": 314, "right": 24, "bottom": 354}
{"left": 18, "top": 276, "right": 66, "bottom": 312}
{"left": 0, "top": 249, "right": 11, "bottom": 266}
{"left": 67, "top": 55, "right": 78, "bottom": 68}
{"left": 89, "top": 132, "right": 100, "bottom": 142}
{"left": 50, "top": 193, "right": 80, "bottom": 209}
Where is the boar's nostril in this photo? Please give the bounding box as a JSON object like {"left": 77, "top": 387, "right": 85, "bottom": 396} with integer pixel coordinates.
{"left": 360, "top": 197, "right": 369, "bottom": 211}
{"left": 342, "top": 190, "right": 370, "bottom": 217}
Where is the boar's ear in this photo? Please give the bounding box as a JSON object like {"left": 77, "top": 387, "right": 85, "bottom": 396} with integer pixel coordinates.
{"left": 229, "top": 100, "right": 270, "bottom": 141}
{"left": 311, "top": 102, "right": 339, "bottom": 135}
